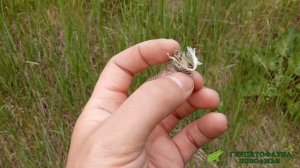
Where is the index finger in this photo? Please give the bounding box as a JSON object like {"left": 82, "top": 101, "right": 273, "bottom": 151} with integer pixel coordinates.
{"left": 90, "top": 39, "right": 180, "bottom": 110}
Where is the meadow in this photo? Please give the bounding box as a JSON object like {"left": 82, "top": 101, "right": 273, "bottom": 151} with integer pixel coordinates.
{"left": 1, "top": 0, "right": 299, "bottom": 167}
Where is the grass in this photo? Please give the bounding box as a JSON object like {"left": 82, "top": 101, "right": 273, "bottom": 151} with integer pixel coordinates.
{"left": 1, "top": 0, "right": 299, "bottom": 167}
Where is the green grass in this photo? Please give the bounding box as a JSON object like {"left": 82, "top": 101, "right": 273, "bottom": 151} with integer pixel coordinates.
{"left": 1, "top": 0, "right": 299, "bottom": 167}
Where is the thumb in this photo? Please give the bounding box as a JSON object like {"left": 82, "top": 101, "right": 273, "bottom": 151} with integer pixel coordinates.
{"left": 107, "top": 72, "right": 194, "bottom": 141}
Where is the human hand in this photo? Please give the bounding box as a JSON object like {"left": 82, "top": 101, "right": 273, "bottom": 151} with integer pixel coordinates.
{"left": 66, "top": 39, "right": 228, "bottom": 168}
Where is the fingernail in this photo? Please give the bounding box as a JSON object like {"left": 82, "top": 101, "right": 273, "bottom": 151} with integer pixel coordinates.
{"left": 168, "top": 73, "right": 194, "bottom": 91}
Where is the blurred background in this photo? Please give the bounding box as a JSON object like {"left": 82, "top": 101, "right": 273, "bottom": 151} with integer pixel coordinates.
{"left": 1, "top": 0, "right": 299, "bottom": 167}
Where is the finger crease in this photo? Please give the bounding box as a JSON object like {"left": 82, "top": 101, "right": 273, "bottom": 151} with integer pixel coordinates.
{"left": 172, "top": 111, "right": 183, "bottom": 121}
{"left": 101, "top": 83, "right": 129, "bottom": 95}
{"left": 158, "top": 122, "right": 169, "bottom": 133}
{"left": 137, "top": 44, "right": 152, "bottom": 67}
{"left": 186, "top": 99, "right": 198, "bottom": 111}
{"left": 185, "top": 127, "right": 202, "bottom": 149}
{"left": 172, "top": 140, "right": 186, "bottom": 164}
{"left": 95, "top": 104, "right": 113, "bottom": 113}
{"left": 112, "top": 59, "right": 135, "bottom": 77}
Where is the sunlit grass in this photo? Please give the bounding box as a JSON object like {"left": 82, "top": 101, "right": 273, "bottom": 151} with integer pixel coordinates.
{"left": 1, "top": 0, "right": 299, "bottom": 167}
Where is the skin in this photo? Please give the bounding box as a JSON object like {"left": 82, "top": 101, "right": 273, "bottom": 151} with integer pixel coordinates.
{"left": 66, "top": 39, "right": 228, "bottom": 168}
